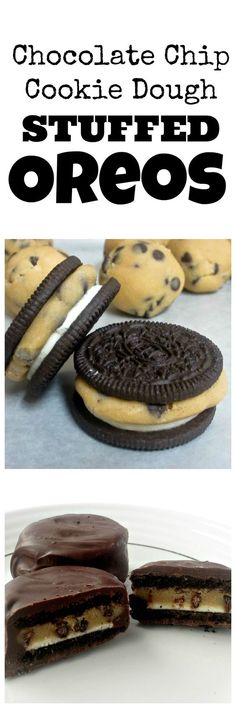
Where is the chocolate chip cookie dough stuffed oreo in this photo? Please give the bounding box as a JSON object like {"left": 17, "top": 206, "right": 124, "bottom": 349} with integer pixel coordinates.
{"left": 73, "top": 321, "right": 227, "bottom": 450}
{"left": 5, "top": 242, "right": 120, "bottom": 396}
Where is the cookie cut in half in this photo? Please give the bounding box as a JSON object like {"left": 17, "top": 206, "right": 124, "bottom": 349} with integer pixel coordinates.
{"left": 10, "top": 513, "right": 129, "bottom": 583}
{"left": 129, "top": 560, "right": 231, "bottom": 628}
{"left": 5, "top": 566, "right": 129, "bottom": 677}
{"left": 73, "top": 321, "right": 227, "bottom": 450}
{"left": 5, "top": 251, "right": 120, "bottom": 397}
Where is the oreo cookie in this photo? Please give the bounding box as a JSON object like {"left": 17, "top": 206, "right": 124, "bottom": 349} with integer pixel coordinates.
{"left": 129, "top": 560, "right": 231, "bottom": 628}
{"left": 5, "top": 565, "right": 129, "bottom": 677}
{"left": 5, "top": 256, "right": 81, "bottom": 368}
{"left": 73, "top": 321, "right": 227, "bottom": 450}
{"left": 26, "top": 279, "right": 120, "bottom": 398}
{"left": 5, "top": 249, "right": 120, "bottom": 397}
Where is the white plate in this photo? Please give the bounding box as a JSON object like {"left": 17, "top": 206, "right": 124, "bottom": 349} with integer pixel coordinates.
{"left": 5, "top": 504, "right": 231, "bottom": 703}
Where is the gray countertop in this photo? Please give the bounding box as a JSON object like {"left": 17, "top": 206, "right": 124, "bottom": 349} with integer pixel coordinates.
{"left": 5, "top": 240, "right": 231, "bottom": 469}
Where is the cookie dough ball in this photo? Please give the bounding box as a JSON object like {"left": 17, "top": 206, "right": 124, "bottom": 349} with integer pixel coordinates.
{"left": 99, "top": 241, "right": 184, "bottom": 318}
{"left": 168, "top": 239, "right": 231, "bottom": 293}
{"left": 5, "top": 245, "right": 68, "bottom": 317}
{"left": 104, "top": 239, "right": 169, "bottom": 256}
{"left": 5, "top": 239, "right": 53, "bottom": 261}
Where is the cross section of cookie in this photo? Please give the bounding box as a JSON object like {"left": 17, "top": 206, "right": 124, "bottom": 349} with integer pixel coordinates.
{"left": 5, "top": 566, "right": 129, "bottom": 677}
{"left": 129, "top": 560, "right": 231, "bottom": 628}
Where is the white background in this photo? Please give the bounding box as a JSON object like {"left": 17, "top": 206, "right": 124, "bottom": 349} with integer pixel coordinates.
{"left": 0, "top": 0, "right": 235, "bottom": 238}
{"left": 1, "top": 3, "right": 234, "bottom": 704}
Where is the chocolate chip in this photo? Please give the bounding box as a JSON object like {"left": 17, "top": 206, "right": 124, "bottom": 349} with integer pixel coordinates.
{"left": 224, "top": 594, "right": 231, "bottom": 612}
{"left": 165, "top": 278, "right": 169, "bottom": 284}
{"left": 81, "top": 275, "right": 88, "bottom": 294}
{"left": 55, "top": 621, "right": 69, "bottom": 638}
{"left": 103, "top": 605, "right": 113, "bottom": 618}
{"left": 213, "top": 263, "right": 219, "bottom": 274}
{"left": 170, "top": 277, "right": 180, "bottom": 291}
{"left": 181, "top": 251, "right": 192, "bottom": 263}
{"left": 144, "top": 296, "right": 153, "bottom": 302}
{"left": 152, "top": 249, "right": 165, "bottom": 261}
{"left": 156, "top": 296, "right": 164, "bottom": 306}
{"left": 192, "top": 277, "right": 200, "bottom": 285}
{"left": 23, "top": 629, "right": 34, "bottom": 646}
{"left": 56, "top": 285, "right": 63, "bottom": 301}
{"left": 101, "top": 256, "right": 109, "bottom": 273}
{"left": 133, "top": 263, "right": 140, "bottom": 268}
{"left": 112, "top": 252, "right": 122, "bottom": 264}
{"left": 132, "top": 242, "right": 148, "bottom": 253}
{"left": 191, "top": 592, "right": 201, "bottom": 609}
{"left": 147, "top": 403, "right": 168, "bottom": 418}
{"left": 74, "top": 618, "right": 88, "bottom": 633}
{"left": 111, "top": 247, "right": 124, "bottom": 264}
{"left": 144, "top": 310, "right": 151, "bottom": 318}
{"left": 29, "top": 256, "right": 39, "bottom": 266}
{"left": 174, "top": 595, "right": 185, "bottom": 607}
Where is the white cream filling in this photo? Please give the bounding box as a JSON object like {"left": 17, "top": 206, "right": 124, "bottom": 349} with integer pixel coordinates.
{"left": 94, "top": 413, "right": 197, "bottom": 432}
{"left": 27, "top": 285, "right": 101, "bottom": 379}
{"left": 147, "top": 601, "right": 225, "bottom": 613}
{"left": 24, "top": 621, "right": 113, "bottom": 651}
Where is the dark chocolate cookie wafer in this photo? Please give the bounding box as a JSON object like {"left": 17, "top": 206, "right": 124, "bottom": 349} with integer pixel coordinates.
{"left": 26, "top": 278, "right": 120, "bottom": 399}
{"left": 5, "top": 565, "right": 129, "bottom": 676}
{"left": 129, "top": 560, "right": 231, "bottom": 628}
{"left": 74, "top": 321, "right": 223, "bottom": 404}
{"left": 5, "top": 256, "right": 81, "bottom": 368}
{"left": 71, "top": 392, "right": 216, "bottom": 450}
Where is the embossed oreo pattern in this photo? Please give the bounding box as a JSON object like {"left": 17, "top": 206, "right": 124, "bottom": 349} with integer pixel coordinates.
{"left": 74, "top": 322, "right": 223, "bottom": 404}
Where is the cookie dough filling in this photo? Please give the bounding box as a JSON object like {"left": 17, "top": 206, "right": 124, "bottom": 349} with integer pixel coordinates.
{"left": 133, "top": 587, "right": 230, "bottom": 613}
{"left": 17, "top": 603, "right": 123, "bottom": 652}
{"left": 28, "top": 285, "right": 101, "bottom": 379}
{"left": 75, "top": 369, "right": 227, "bottom": 431}
{"left": 6, "top": 265, "right": 97, "bottom": 382}
{"left": 168, "top": 239, "right": 231, "bottom": 293}
{"left": 99, "top": 241, "right": 184, "bottom": 318}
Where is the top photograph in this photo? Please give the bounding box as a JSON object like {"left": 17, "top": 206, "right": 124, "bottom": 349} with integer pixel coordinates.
{"left": 5, "top": 237, "right": 231, "bottom": 469}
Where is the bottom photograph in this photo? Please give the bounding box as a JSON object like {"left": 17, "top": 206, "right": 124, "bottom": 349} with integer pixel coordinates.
{"left": 5, "top": 501, "right": 231, "bottom": 703}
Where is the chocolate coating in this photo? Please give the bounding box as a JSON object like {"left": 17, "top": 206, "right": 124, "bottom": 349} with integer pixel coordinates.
{"left": 6, "top": 566, "right": 129, "bottom": 677}
{"left": 130, "top": 561, "right": 231, "bottom": 628}
{"left": 10, "top": 514, "right": 129, "bottom": 582}
{"left": 130, "top": 560, "right": 231, "bottom": 586}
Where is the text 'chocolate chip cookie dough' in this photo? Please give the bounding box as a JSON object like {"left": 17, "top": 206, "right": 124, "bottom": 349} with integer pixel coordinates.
{"left": 100, "top": 240, "right": 185, "bottom": 317}
{"left": 73, "top": 320, "right": 227, "bottom": 450}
